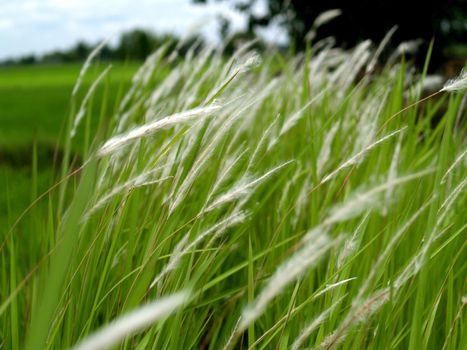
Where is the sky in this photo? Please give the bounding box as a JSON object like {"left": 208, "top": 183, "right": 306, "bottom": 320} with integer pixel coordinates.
{"left": 0, "top": 0, "right": 285, "bottom": 60}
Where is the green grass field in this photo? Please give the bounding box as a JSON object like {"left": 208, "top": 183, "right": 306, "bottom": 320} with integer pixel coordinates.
{"left": 0, "top": 63, "right": 140, "bottom": 148}
{"left": 0, "top": 63, "right": 140, "bottom": 227}
{"left": 0, "top": 43, "right": 465, "bottom": 350}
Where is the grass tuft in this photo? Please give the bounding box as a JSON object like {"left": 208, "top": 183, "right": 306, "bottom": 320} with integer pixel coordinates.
{"left": 1, "top": 37, "right": 465, "bottom": 349}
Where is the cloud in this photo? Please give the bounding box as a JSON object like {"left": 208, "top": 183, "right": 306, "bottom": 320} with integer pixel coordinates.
{"left": 0, "top": 0, "right": 286, "bottom": 59}
{"left": 0, "top": 18, "right": 14, "bottom": 30}
{"left": 0, "top": 0, "right": 247, "bottom": 59}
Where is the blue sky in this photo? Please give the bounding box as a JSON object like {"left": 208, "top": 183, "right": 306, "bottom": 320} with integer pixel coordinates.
{"left": 0, "top": 0, "right": 284, "bottom": 59}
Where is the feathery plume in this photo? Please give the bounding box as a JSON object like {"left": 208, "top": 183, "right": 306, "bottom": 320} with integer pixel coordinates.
{"left": 441, "top": 69, "right": 467, "bottom": 92}
{"left": 388, "top": 39, "right": 423, "bottom": 65}
{"left": 237, "top": 52, "right": 262, "bottom": 72}
{"left": 383, "top": 135, "right": 402, "bottom": 215}
{"left": 71, "top": 291, "right": 190, "bottom": 350}
{"left": 317, "top": 123, "right": 339, "bottom": 177}
{"left": 324, "top": 169, "right": 434, "bottom": 226}
{"left": 437, "top": 177, "right": 467, "bottom": 218}
{"left": 352, "top": 91, "right": 388, "bottom": 153}
{"left": 440, "top": 149, "right": 466, "bottom": 184}
{"left": 291, "top": 295, "right": 346, "bottom": 350}
{"left": 98, "top": 104, "right": 221, "bottom": 156}
{"left": 71, "top": 66, "right": 112, "bottom": 138}
{"left": 204, "top": 161, "right": 293, "bottom": 213}
{"left": 168, "top": 91, "right": 265, "bottom": 213}
{"left": 149, "top": 211, "right": 247, "bottom": 289}
{"left": 292, "top": 175, "right": 312, "bottom": 227}
{"left": 168, "top": 111, "right": 241, "bottom": 213}
{"left": 321, "top": 127, "right": 406, "bottom": 184}
{"left": 278, "top": 89, "right": 328, "bottom": 138}
{"left": 318, "top": 288, "right": 390, "bottom": 349}
{"left": 206, "top": 148, "right": 249, "bottom": 204}
{"left": 313, "top": 9, "right": 342, "bottom": 29}
{"left": 336, "top": 214, "right": 369, "bottom": 268}
{"left": 87, "top": 165, "right": 172, "bottom": 216}
{"left": 313, "top": 278, "right": 356, "bottom": 299}
{"left": 356, "top": 196, "right": 435, "bottom": 300}
{"left": 367, "top": 25, "right": 398, "bottom": 73}
{"left": 247, "top": 113, "right": 280, "bottom": 171}
{"left": 305, "top": 9, "right": 342, "bottom": 41}
{"left": 239, "top": 230, "right": 338, "bottom": 332}
{"left": 72, "top": 39, "right": 109, "bottom": 97}
{"left": 149, "top": 235, "right": 189, "bottom": 289}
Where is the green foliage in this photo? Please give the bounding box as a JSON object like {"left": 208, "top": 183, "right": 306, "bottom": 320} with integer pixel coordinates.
{"left": 198, "top": 0, "right": 467, "bottom": 65}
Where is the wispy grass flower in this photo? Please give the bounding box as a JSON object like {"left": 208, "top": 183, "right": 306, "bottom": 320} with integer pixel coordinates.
{"left": 71, "top": 66, "right": 112, "bottom": 138}
{"left": 317, "top": 123, "right": 339, "bottom": 177}
{"left": 324, "top": 169, "right": 434, "bottom": 225}
{"left": 321, "top": 127, "right": 407, "bottom": 184}
{"left": 71, "top": 291, "right": 190, "bottom": 350}
{"left": 440, "top": 149, "right": 466, "bottom": 184}
{"left": 383, "top": 135, "right": 402, "bottom": 215}
{"left": 149, "top": 211, "right": 247, "bottom": 289}
{"left": 204, "top": 160, "right": 293, "bottom": 212}
{"left": 318, "top": 288, "right": 390, "bottom": 349}
{"left": 98, "top": 104, "right": 221, "bottom": 155}
{"left": 238, "top": 230, "right": 338, "bottom": 332}
{"left": 441, "top": 69, "right": 467, "bottom": 92}
{"left": 291, "top": 295, "right": 346, "bottom": 350}
{"left": 72, "top": 39, "right": 109, "bottom": 97}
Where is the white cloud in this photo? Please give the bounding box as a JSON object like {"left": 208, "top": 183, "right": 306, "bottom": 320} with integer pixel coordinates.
{"left": 0, "top": 0, "right": 286, "bottom": 59}
{"left": 0, "top": 18, "right": 14, "bottom": 30}
{"left": 0, "top": 0, "right": 246, "bottom": 59}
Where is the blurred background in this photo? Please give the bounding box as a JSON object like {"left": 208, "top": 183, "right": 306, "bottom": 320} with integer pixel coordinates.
{"left": 1, "top": 0, "right": 466, "bottom": 67}
{"left": 0, "top": 0, "right": 466, "bottom": 225}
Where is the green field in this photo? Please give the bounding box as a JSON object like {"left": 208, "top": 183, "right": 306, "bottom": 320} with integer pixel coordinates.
{"left": 0, "top": 63, "right": 140, "bottom": 148}
{"left": 0, "top": 44, "right": 465, "bottom": 350}
{"left": 0, "top": 63, "right": 139, "bottom": 227}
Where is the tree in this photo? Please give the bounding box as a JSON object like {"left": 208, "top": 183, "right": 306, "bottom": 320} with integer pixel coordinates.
{"left": 72, "top": 41, "right": 92, "bottom": 61}
{"left": 116, "top": 29, "right": 154, "bottom": 60}
{"left": 195, "top": 0, "right": 467, "bottom": 64}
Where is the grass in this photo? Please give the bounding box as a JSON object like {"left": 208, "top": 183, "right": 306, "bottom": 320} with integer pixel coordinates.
{"left": 0, "top": 62, "right": 141, "bottom": 228}
{"left": 0, "top": 41, "right": 466, "bottom": 350}
{"left": 0, "top": 63, "right": 140, "bottom": 148}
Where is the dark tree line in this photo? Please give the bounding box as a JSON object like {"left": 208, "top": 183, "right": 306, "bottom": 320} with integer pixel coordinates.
{"left": 0, "top": 29, "right": 202, "bottom": 66}
{"left": 197, "top": 0, "right": 467, "bottom": 65}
